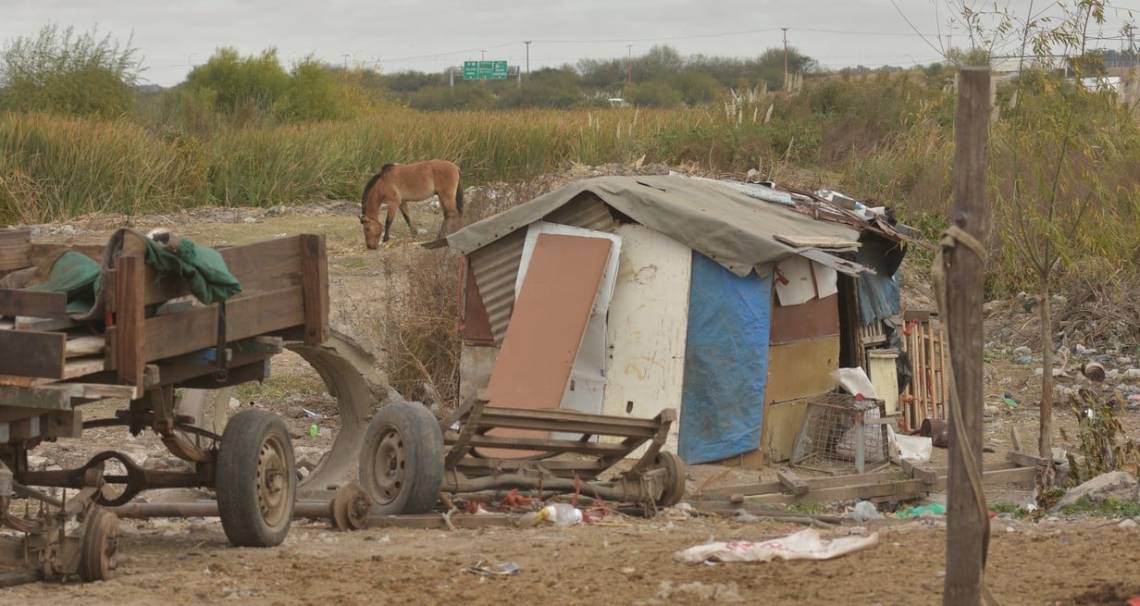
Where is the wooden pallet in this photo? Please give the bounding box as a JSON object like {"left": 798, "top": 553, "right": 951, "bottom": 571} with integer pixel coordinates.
{"left": 900, "top": 311, "right": 949, "bottom": 432}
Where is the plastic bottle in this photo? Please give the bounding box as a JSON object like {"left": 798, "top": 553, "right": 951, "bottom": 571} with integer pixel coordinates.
{"left": 538, "top": 503, "right": 583, "bottom": 527}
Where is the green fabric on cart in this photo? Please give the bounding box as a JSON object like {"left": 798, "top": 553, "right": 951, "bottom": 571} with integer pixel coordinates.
{"left": 28, "top": 250, "right": 102, "bottom": 314}
{"left": 143, "top": 238, "right": 242, "bottom": 305}
{"left": 29, "top": 236, "right": 241, "bottom": 316}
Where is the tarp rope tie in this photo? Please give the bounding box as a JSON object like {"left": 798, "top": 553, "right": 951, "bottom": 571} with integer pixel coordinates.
{"left": 931, "top": 224, "right": 999, "bottom": 606}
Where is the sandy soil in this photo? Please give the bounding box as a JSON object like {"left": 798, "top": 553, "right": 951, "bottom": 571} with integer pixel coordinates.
{"left": 5, "top": 199, "right": 1140, "bottom": 605}
{"left": 4, "top": 515, "right": 1139, "bottom": 606}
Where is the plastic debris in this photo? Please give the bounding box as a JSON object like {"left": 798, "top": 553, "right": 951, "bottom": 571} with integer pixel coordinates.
{"left": 533, "top": 503, "right": 583, "bottom": 527}
{"left": 674, "top": 529, "right": 879, "bottom": 564}
{"left": 466, "top": 560, "right": 521, "bottom": 577}
{"left": 896, "top": 503, "right": 946, "bottom": 519}
{"left": 850, "top": 501, "right": 882, "bottom": 522}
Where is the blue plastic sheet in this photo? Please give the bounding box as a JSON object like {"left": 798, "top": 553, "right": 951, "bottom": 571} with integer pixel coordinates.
{"left": 679, "top": 252, "right": 771, "bottom": 465}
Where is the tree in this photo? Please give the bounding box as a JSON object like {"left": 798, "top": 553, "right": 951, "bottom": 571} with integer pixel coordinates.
{"left": 183, "top": 48, "right": 291, "bottom": 116}
{"left": 0, "top": 25, "right": 142, "bottom": 117}
{"left": 989, "top": 0, "right": 1119, "bottom": 493}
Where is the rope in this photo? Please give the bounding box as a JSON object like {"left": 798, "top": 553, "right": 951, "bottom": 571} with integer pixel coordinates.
{"left": 931, "top": 225, "right": 999, "bottom": 606}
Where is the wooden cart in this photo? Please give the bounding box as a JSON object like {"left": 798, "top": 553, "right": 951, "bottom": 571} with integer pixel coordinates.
{"left": 0, "top": 229, "right": 328, "bottom": 584}
{"left": 355, "top": 392, "right": 686, "bottom": 515}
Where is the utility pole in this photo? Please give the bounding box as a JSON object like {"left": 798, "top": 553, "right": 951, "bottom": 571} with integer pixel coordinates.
{"left": 525, "top": 40, "right": 531, "bottom": 77}
{"left": 943, "top": 66, "right": 992, "bottom": 606}
{"left": 481, "top": 49, "right": 486, "bottom": 61}
{"left": 626, "top": 45, "right": 633, "bottom": 88}
{"left": 781, "top": 28, "right": 790, "bottom": 91}
{"left": 342, "top": 54, "right": 349, "bottom": 71}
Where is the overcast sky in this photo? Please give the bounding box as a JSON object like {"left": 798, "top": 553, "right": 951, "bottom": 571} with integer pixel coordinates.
{"left": 2, "top": 0, "right": 1136, "bottom": 86}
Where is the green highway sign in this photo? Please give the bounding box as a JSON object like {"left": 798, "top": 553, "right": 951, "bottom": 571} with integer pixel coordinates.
{"left": 463, "top": 60, "right": 509, "bottom": 80}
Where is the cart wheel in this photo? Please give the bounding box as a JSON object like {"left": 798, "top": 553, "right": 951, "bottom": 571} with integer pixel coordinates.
{"left": 216, "top": 410, "right": 296, "bottom": 547}
{"left": 331, "top": 481, "right": 372, "bottom": 531}
{"left": 656, "top": 451, "right": 687, "bottom": 507}
{"left": 358, "top": 402, "right": 444, "bottom": 514}
{"left": 79, "top": 507, "right": 120, "bottom": 582}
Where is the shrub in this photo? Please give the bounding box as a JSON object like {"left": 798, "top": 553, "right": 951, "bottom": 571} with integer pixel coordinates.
{"left": 0, "top": 25, "right": 142, "bottom": 118}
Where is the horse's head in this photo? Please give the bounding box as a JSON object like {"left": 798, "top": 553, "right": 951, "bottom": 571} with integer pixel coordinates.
{"left": 361, "top": 212, "right": 382, "bottom": 249}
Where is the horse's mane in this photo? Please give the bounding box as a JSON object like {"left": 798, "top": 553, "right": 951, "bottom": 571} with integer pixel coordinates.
{"left": 360, "top": 164, "right": 397, "bottom": 208}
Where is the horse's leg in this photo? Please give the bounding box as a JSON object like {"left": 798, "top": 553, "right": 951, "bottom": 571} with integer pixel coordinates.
{"left": 400, "top": 202, "right": 418, "bottom": 237}
{"left": 436, "top": 191, "right": 459, "bottom": 239}
{"left": 382, "top": 199, "right": 398, "bottom": 243}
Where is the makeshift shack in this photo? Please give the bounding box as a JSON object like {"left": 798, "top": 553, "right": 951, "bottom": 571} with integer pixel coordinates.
{"left": 445, "top": 175, "right": 910, "bottom": 469}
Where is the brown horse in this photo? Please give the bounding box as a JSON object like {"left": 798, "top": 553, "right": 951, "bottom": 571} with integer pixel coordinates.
{"left": 359, "top": 160, "right": 464, "bottom": 249}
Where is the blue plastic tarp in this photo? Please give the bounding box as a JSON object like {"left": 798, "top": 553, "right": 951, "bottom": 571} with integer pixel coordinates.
{"left": 679, "top": 252, "right": 772, "bottom": 465}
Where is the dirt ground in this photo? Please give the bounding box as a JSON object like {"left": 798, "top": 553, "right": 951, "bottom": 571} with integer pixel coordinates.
{"left": 5, "top": 196, "right": 1140, "bottom": 605}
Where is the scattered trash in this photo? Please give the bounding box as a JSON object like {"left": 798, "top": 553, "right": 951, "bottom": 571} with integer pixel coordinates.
{"left": 308, "top": 424, "right": 320, "bottom": 438}
{"left": 887, "top": 425, "right": 932, "bottom": 465}
{"left": 302, "top": 408, "right": 322, "bottom": 419}
{"left": 466, "top": 560, "right": 521, "bottom": 577}
{"left": 1081, "top": 362, "right": 1106, "bottom": 383}
{"left": 1012, "top": 345, "right": 1032, "bottom": 358}
{"left": 849, "top": 501, "right": 882, "bottom": 522}
{"left": 1000, "top": 392, "right": 1020, "bottom": 408}
{"left": 833, "top": 367, "right": 878, "bottom": 399}
{"left": 674, "top": 529, "right": 879, "bottom": 564}
{"left": 897, "top": 503, "right": 946, "bottom": 519}
{"left": 533, "top": 503, "right": 583, "bottom": 527}
{"left": 656, "top": 581, "right": 743, "bottom": 603}
{"left": 1118, "top": 519, "right": 1137, "bottom": 530}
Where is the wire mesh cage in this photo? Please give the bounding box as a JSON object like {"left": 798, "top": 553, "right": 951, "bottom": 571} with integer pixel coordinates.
{"left": 790, "top": 392, "right": 890, "bottom": 474}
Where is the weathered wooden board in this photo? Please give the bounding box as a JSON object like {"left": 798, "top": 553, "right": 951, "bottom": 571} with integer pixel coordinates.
{"left": 486, "top": 234, "right": 611, "bottom": 410}
{"left": 0, "top": 230, "right": 31, "bottom": 272}
{"left": 141, "top": 286, "right": 305, "bottom": 362}
{"left": 0, "top": 330, "right": 67, "bottom": 379}
{"left": 753, "top": 335, "right": 841, "bottom": 466}
{"left": 299, "top": 234, "right": 329, "bottom": 345}
{"left": 0, "top": 289, "right": 68, "bottom": 319}
{"left": 769, "top": 294, "right": 840, "bottom": 344}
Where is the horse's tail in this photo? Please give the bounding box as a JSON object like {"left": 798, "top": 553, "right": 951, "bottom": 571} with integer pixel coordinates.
{"left": 455, "top": 177, "right": 464, "bottom": 215}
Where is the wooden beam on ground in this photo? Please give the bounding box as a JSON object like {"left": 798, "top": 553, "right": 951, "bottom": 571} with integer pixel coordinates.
{"left": 943, "top": 66, "right": 991, "bottom": 606}
{"left": 0, "top": 289, "right": 67, "bottom": 319}
{"left": 777, "top": 469, "right": 809, "bottom": 496}
{"left": 1006, "top": 450, "right": 1050, "bottom": 469}
{"left": 0, "top": 331, "right": 67, "bottom": 379}
{"left": 299, "top": 234, "right": 329, "bottom": 345}
{"left": 901, "top": 460, "right": 939, "bottom": 485}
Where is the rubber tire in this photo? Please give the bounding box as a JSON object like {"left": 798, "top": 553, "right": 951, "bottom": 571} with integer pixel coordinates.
{"left": 216, "top": 409, "right": 296, "bottom": 548}
{"left": 79, "top": 507, "right": 119, "bottom": 582}
{"left": 358, "top": 402, "right": 444, "bottom": 514}
{"left": 656, "top": 451, "right": 687, "bottom": 507}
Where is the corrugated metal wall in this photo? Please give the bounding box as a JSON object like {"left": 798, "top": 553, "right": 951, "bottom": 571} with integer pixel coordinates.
{"left": 467, "top": 194, "right": 617, "bottom": 345}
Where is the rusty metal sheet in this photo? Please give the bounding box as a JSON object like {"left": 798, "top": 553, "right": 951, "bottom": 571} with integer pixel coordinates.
{"left": 485, "top": 234, "right": 612, "bottom": 411}
{"left": 459, "top": 257, "right": 494, "bottom": 345}
{"left": 769, "top": 294, "right": 840, "bottom": 344}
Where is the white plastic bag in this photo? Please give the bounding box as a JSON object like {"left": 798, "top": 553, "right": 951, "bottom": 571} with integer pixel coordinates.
{"left": 887, "top": 425, "right": 933, "bottom": 465}
{"left": 674, "top": 529, "right": 879, "bottom": 564}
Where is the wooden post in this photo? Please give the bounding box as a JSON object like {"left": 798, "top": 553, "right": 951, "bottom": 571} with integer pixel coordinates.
{"left": 299, "top": 234, "right": 329, "bottom": 345}
{"left": 943, "top": 67, "right": 991, "bottom": 606}
{"left": 114, "top": 255, "right": 146, "bottom": 386}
